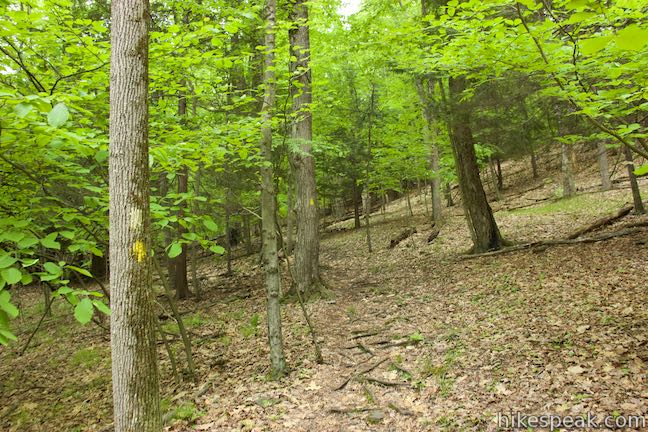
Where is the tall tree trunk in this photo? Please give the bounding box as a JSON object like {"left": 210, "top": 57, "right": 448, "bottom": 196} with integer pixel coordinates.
{"left": 496, "top": 158, "right": 503, "bottom": 190}
{"left": 174, "top": 166, "right": 189, "bottom": 299}
{"left": 260, "top": 0, "right": 286, "bottom": 378}
{"left": 364, "top": 85, "right": 375, "bottom": 253}
{"left": 561, "top": 142, "right": 576, "bottom": 198}
{"left": 224, "top": 192, "right": 232, "bottom": 276}
{"left": 190, "top": 167, "right": 202, "bottom": 301}
{"left": 445, "top": 182, "right": 454, "bottom": 207}
{"left": 448, "top": 76, "right": 503, "bottom": 253}
{"left": 489, "top": 158, "right": 502, "bottom": 201}
{"left": 109, "top": 0, "right": 161, "bottom": 429}
{"left": 530, "top": 149, "right": 539, "bottom": 179}
{"left": 416, "top": 78, "right": 443, "bottom": 225}
{"left": 289, "top": 0, "right": 319, "bottom": 296}
{"left": 352, "top": 177, "right": 361, "bottom": 229}
{"left": 286, "top": 181, "right": 294, "bottom": 255}
{"left": 623, "top": 145, "right": 645, "bottom": 214}
{"left": 597, "top": 141, "right": 612, "bottom": 191}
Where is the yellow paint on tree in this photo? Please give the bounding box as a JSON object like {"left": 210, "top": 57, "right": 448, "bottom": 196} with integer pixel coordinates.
{"left": 133, "top": 240, "right": 147, "bottom": 262}
{"left": 310, "top": 198, "right": 315, "bottom": 206}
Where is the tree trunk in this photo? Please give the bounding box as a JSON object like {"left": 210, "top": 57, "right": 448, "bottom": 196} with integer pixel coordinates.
{"left": 352, "top": 177, "right": 361, "bottom": 229}
{"left": 496, "top": 158, "right": 503, "bottom": 190}
{"left": 415, "top": 78, "right": 443, "bottom": 225}
{"left": 364, "top": 85, "right": 375, "bottom": 253}
{"left": 597, "top": 141, "right": 612, "bottom": 191}
{"left": 109, "top": 0, "right": 161, "bottom": 428}
{"left": 191, "top": 167, "right": 202, "bottom": 301}
{"left": 623, "top": 145, "right": 645, "bottom": 214}
{"left": 445, "top": 182, "right": 454, "bottom": 207}
{"left": 224, "top": 193, "right": 232, "bottom": 276}
{"left": 289, "top": 0, "right": 319, "bottom": 296}
{"left": 448, "top": 76, "right": 503, "bottom": 253}
{"left": 243, "top": 213, "right": 252, "bottom": 255}
{"left": 489, "top": 158, "right": 502, "bottom": 201}
{"left": 286, "top": 181, "right": 294, "bottom": 255}
{"left": 561, "top": 143, "right": 576, "bottom": 198}
{"left": 260, "top": 0, "right": 286, "bottom": 378}
{"left": 530, "top": 149, "right": 539, "bottom": 179}
{"left": 174, "top": 167, "right": 189, "bottom": 299}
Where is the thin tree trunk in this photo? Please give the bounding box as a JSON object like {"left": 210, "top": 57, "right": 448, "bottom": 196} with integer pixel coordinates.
{"left": 191, "top": 167, "right": 202, "bottom": 301}
{"left": 531, "top": 149, "right": 539, "bottom": 179}
{"left": 286, "top": 180, "right": 294, "bottom": 255}
{"left": 289, "top": 0, "right": 319, "bottom": 296}
{"left": 352, "top": 177, "right": 361, "bottom": 229}
{"left": 561, "top": 142, "right": 576, "bottom": 198}
{"left": 623, "top": 145, "right": 645, "bottom": 214}
{"left": 445, "top": 182, "right": 454, "bottom": 207}
{"left": 260, "top": 0, "right": 286, "bottom": 378}
{"left": 174, "top": 166, "right": 189, "bottom": 299}
{"left": 489, "top": 158, "right": 502, "bottom": 201}
{"left": 109, "top": 0, "right": 161, "bottom": 428}
{"left": 243, "top": 213, "right": 252, "bottom": 255}
{"left": 598, "top": 141, "right": 612, "bottom": 191}
{"left": 224, "top": 194, "right": 232, "bottom": 276}
{"left": 447, "top": 76, "right": 504, "bottom": 253}
{"left": 364, "top": 85, "right": 375, "bottom": 253}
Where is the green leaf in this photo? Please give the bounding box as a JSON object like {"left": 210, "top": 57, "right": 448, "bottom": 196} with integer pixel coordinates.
{"left": 615, "top": 25, "right": 648, "bottom": 51}
{"left": 1, "top": 268, "right": 22, "bottom": 285}
{"left": 580, "top": 36, "right": 612, "bottom": 55}
{"left": 74, "top": 298, "right": 94, "bottom": 324}
{"left": 0, "top": 254, "right": 17, "bottom": 269}
{"left": 634, "top": 163, "right": 648, "bottom": 177}
{"left": 48, "top": 103, "right": 70, "bottom": 128}
{"left": 203, "top": 219, "right": 218, "bottom": 232}
{"left": 3, "top": 231, "right": 25, "bottom": 243}
{"left": 0, "top": 291, "right": 19, "bottom": 318}
{"left": 92, "top": 300, "right": 111, "bottom": 316}
{"left": 14, "top": 103, "right": 33, "bottom": 118}
{"left": 94, "top": 150, "right": 108, "bottom": 163}
{"left": 41, "top": 232, "right": 61, "bottom": 250}
{"left": 17, "top": 236, "right": 39, "bottom": 249}
{"left": 68, "top": 265, "right": 92, "bottom": 278}
{"left": 168, "top": 243, "right": 183, "bottom": 258}
{"left": 43, "top": 262, "right": 62, "bottom": 275}
{"left": 209, "top": 244, "right": 225, "bottom": 254}
{"left": 224, "top": 21, "right": 239, "bottom": 33}
{"left": 0, "top": 329, "right": 17, "bottom": 343}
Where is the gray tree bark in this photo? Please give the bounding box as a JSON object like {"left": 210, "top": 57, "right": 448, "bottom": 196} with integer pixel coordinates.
{"left": 597, "top": 141, "right": 612, "bottom": 191}
{"left": 289, "top": 0, "right": 319, "bottom": 296}
{"left": 561, "top": 142, "right": 576, "bottom": 197}
{"left": 260, "top": 0, "right": 286, "bottom": 378}
{"left": 448, "top": 76, "right": 504, "bottom": 253}
{"left": 109, "top": 0, "right": 161, "bottom": 429}
{"left": 623, "top": 145, "right": 645, "bottom": 214}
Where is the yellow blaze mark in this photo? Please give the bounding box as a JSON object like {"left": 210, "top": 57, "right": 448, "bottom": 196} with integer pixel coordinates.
{"left": 309, "top": 198, "right": 315, "bottom": 206}
{"left": 133, "top": 240, "right": 147, "bottom": 263}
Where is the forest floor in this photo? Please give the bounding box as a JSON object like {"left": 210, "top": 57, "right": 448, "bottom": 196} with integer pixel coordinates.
{"left": 1, "top": 153, "right": 648, "bottom": 432}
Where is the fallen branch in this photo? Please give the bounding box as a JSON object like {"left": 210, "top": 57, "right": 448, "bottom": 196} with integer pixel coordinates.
{"left": 462, "top": 225, "right": 647, "bottom": 260}
{"left": 567, "top": 204, "right": 633, "bottom": 239}
{"left": 389, "top": 227, "right": 417, "bottom": 249}
{"left": 335, "top": 357, "right": 387, "bottom": 391}
{"left": 329, "top": 406, "right": 373, "bottom": 414}
{"left": 363, "top": 376, "right": 408, "bottom": 387}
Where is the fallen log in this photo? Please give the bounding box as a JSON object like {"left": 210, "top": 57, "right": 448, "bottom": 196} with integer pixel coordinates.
{"left": 567, "top": 204, "right": 633, "bottom": 239}
{"left": 427, "top": 227, "right": 440, "bottom": 243}
{"left": 462, "top": 224, "right": 648, "bottom": 260}
{"left": 389, "top": 227, "right": 417, "bottom": 249}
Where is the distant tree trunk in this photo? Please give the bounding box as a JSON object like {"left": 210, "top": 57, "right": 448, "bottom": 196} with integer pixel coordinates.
{"left": 289, "top": 0, "right": 319, "bottom": 296}
{"left": 364, "top": 84, "right": 375, "bottom": 253}
{"left": 286, "top": 181, "right": 294, "bottom": 255}
{"left": 448, "top": 76, "right": 504, "bottom": 253}
{"left": 109, "top": 0, "right": 161, "bottom": 428}
{"left": 243, "top": 213, "right": 252, "bottom": 255}
{"left": 224, "top": 193, "right": 232, "bottom": 276}
{"left": 260, "top": 0, "right": 286, "bottom": 378}
{"left": 561, "top": 143, "right": 576, "bottom": 198}
{"left": 191, "top": 167, "right": 202, "bottom": 300}
{"left": 445, "top": 182, "right": 454, "bottom": 207}
{"left": 488, "top": 158, "right": 502, "bottom": 201}
{"left": 623, "top": 145, "right": 645, "bottom": 214}
{"left": 416, "top": 78, "right": 443, "bottom": 225}
{"left": 597, "top": 141, "right": 612, "bottom": 191}
{"left": 174, "top": 167, "right": 189, "bottom": 299}
{"left": 496, "top": 158, "right": 503, "bottom": 190}
{"left": 159, "top": 175, "right": 175, "bottom": 283}
{"left": 530, "top": 149, "right": 539, "bottom": 179}
{"left": 352, "top": 177, "right": 361, "bottom": 229}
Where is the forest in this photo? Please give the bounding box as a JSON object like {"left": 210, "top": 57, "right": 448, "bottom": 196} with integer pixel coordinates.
{"left": 1, "top": 0, "right": 647, "bottom": 430}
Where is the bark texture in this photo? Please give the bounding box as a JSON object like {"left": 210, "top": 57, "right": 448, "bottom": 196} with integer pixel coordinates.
{"left": 623, "top": 145, "right": 645, "bottom": 214}
{"left": 561, "top": 142, "right": 576, "bottom": 197}
{"left": 289, "top": 0, "right": 319, "bottom": 295}
{"left": 448, "top": 76, "right": 504, "bottom": 253}
{"left": 597, "top": 141, "right": 612, "bottom": 191}
{"left": 109, "top": 0, "right": 161, "bottom": 429}
{"left": 260, "top": 0, "right": 286, "bottom": 378}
